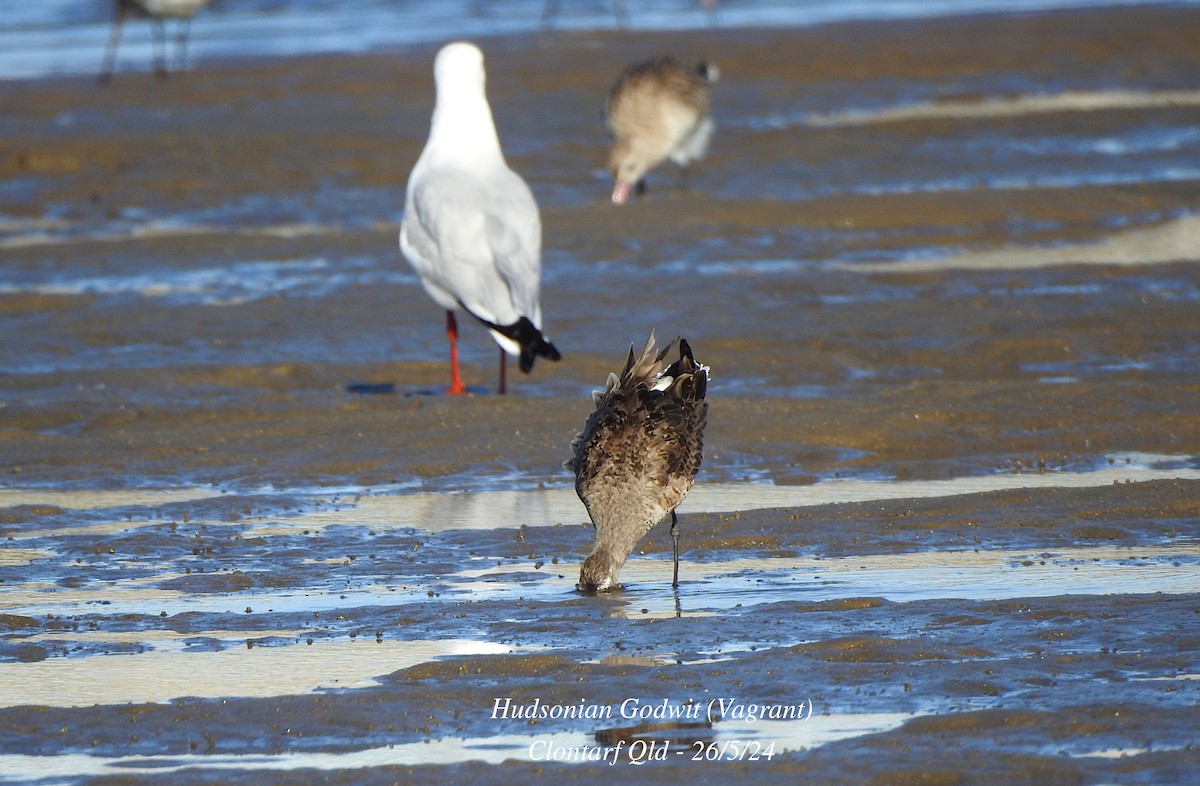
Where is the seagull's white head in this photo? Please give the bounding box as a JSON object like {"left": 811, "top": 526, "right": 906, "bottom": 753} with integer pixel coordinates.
{"left": 424, "top": 41, "right": 502, "bottom": 160}
{"left": 434, "top": 41, "right": 487, "bottom": 101}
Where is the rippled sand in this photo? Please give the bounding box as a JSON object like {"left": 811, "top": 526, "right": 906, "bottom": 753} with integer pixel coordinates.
{"left": 2, "top": 5, "right": 1199, "bottom": 784}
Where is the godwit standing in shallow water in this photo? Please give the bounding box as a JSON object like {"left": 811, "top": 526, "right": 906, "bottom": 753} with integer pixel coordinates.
{"left": 605, "top": 56, "right": 718, "bottom": 204}
{"left": 400, "top": 42, "right": 561, "bottom": 395}
{"left": 99, "top": 0, "right": 213, "bottom": 82}
{"left": 568, "top": 335, "right": 708, "bottom": 591}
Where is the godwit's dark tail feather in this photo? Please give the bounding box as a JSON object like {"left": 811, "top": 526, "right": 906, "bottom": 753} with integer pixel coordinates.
{"left": 695, "top": 62, "right": 720, "bottom": 83}
{"left": 664, "top": 338, "right": 708, "bottom": 401}
{"left": 599, "top": 333, "right": 708, "bottom": 403}
{"left": 679, "top": 338, "right": 697, "bottom": 365}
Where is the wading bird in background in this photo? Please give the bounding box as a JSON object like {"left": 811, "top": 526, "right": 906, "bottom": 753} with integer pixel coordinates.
{"left": 99, "top": 0, "right": 213, "bottom": 82}
{"left": 605, "top": 56, "right": 718, "bottom": 204}
{"left": 541, "top": 0, "right": 719, "bottom": 29}
{"left": 568, "top": 335, "right": 708, "bottom": 591}
{"left": 400, "top": 42, "right": 561, "bottom": 395}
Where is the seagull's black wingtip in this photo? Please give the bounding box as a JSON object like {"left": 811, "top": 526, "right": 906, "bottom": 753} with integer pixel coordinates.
{"left": 501, "top": 316, "right": 561, "bottom": 374}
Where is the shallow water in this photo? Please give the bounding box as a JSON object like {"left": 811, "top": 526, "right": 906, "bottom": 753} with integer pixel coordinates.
{"left": 3, "top": 465, "right": 1199, "bottom": 781}
{"left": 0, "top": 712, "right": 918, "bottom": 778}
{"left": 4, "top": 457, "right": 1198, "bottom": 697}
{"left": 7, "top": 0, "right": 1198, "bottom": 80}
{"left": 0, "top": 639, "right": 521, "bottom": 709}
{"left": 3, "top": 450, "right": 1194, "bottom": 529}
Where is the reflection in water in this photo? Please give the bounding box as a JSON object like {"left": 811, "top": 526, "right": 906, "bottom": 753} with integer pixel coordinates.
{"left": 2, "top": 455, "right": 1195, "bottom": 773}
{"left": 457, "top": 543, "right": 1200, "bottom": 618}
{"left": 3, "top": 453, "right": 1196, "bottom": 534}
{"left": 0, "top": 640, "right": 517, "bottom": 709}
{"left": 845, "top": 214, "right": 1200, "bottom": 273}
{"left": 0, "top": 713, "right": 919, "bottom": 778}
{"left": 800, "top": 89, "right": 1200, "bottom": 127}
{"left": 3, "top": 543, "right": 1195, "bottom": 709}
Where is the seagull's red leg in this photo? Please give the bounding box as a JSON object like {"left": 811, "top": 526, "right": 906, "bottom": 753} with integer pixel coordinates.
{"left": 445, "top": 311, "right": 467, "bottom": 395}
{"left": 497, "top": 347, "right": 508, "bottom": 395}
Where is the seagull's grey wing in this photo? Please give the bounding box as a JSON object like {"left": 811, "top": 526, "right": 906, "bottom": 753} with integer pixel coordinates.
{"left": 400, "top": 177, "right": 457, "bottom": 280}
{"left": 402, "top": 169, "right": 520, "bottom": 325}
{"left": 483, "top": 168, "right": 542, "bottom": 322}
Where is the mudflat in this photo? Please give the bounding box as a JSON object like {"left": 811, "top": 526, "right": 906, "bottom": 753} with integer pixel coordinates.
{"left": 1, "top": 5, "right": 1199, "bottom": 784}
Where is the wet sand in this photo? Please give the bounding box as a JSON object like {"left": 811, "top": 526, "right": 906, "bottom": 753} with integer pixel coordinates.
{"left": 2, "top": 5, "right": 1200, "bottom": 784}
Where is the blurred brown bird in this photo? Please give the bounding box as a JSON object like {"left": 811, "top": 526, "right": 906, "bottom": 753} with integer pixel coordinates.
{"left": 605, "top": 56, "right": 718, "bottom": 204}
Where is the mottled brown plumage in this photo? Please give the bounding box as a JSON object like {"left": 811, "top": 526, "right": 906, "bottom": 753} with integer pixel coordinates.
{"left": 605, "top": 57, "right": 717, "bottom": 204}
{"left": 567, "top": 334, "right": 708, "bottom": 591}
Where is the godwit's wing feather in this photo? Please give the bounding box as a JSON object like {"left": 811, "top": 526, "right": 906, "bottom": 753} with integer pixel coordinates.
{"left": 571, "top": 335, "right": 707, "bottom": 516}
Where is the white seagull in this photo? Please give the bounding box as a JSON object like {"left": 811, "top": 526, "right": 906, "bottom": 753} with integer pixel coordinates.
{"left": 400, "top": 42, "right": 561, "bottom": 395}
{"left": 99, "top": 0, "right": 213, "bottom": 82}
{"left": 605, "top": 56, "right": 718, "bottom": 204}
